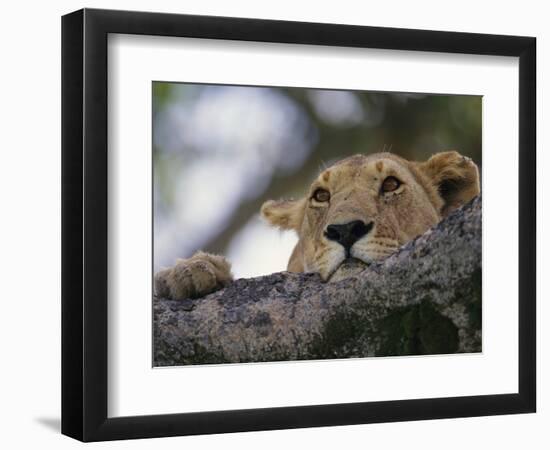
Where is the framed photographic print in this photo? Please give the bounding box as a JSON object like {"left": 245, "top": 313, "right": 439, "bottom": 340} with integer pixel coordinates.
{"left": 62, "top": 8, "right": 536, "bottom": 442}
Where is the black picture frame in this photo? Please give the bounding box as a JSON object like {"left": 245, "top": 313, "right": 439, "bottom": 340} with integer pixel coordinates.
{"left": 62, "top": 8, "right": 536, "bottom": 442}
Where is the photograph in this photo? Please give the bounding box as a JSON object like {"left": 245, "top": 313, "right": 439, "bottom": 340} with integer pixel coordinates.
{"left": 152, "top": 82, "right": 482, "bottom": 366}
{"left": 0, "top": 1, "right": 542, "bottom": 447}
{"left": 53, "top": 2, "right": 539, "bottom": 444}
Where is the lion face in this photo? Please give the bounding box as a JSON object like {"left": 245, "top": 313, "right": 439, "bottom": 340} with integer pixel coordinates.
{"left": 261, "top": 151, "right": 480, "bottom": 281}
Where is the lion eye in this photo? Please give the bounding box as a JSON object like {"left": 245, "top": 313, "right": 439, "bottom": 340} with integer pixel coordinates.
{"left": 312, "top": 188, "right": 330, "bottom": 202}
{"left": 381, "top": 176, "right": 401, "bottom": 193}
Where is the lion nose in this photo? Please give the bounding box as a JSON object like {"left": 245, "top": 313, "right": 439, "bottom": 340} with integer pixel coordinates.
{"left": 324, "top": 220, "right": 373, "bottom": 252}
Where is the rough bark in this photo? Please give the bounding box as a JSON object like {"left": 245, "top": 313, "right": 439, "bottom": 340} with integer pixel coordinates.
{"left": 154, "top": 196, "right": 482, "bottom": 366}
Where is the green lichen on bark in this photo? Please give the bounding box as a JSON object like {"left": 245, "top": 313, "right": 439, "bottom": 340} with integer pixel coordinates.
{"left": 307, "top": 309, "right": 374, "bottom": 359}
{"left": 375, "top": 301, "right": 458, "bottom": 356}
{"left": 466, "top": 268, "right": 482, "bottom": 329}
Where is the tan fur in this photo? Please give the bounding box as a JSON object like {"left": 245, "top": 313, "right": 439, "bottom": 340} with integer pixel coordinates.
{"left": 155, "top": 151, "right": 480, "bottom": 299}
{"left": 154, "top": 252, "right": 232, "bottom": 300}
{"left": 261, "top": 151, "right": 480, "bottom": 281}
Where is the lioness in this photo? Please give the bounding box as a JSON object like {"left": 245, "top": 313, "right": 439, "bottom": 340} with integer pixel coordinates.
{"left": 155, "top": 151, "right": 480, "bottom": 300}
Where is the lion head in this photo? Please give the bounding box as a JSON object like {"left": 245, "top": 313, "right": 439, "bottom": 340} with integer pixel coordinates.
{"left": 261, "top": 151, "right": 480, "bottom": 280}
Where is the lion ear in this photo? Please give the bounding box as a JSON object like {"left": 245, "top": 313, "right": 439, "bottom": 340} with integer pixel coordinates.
{"left": 261, "top": 198, "right": 305, "bottom": 231}
{"left": 418, "top": 151, "right": 480, "bottom": 216}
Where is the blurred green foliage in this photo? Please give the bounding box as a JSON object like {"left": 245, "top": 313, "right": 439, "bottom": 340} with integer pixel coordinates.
{"left": 153, "top": 82, "right": 481, "bottom": 259}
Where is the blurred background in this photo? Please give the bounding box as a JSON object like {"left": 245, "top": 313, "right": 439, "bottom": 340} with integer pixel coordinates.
{"left": 153, "top": 82, "right": 481, "bottom": 279}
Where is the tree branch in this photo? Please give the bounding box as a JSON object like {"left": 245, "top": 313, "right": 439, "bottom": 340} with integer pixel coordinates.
{"left": 154, "top": 196, "right": 482, "bottom": 366}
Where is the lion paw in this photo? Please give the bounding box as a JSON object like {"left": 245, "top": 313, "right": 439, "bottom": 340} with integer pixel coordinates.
{"left": 154, "top": 252, "right": 233, "bottom": 300}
